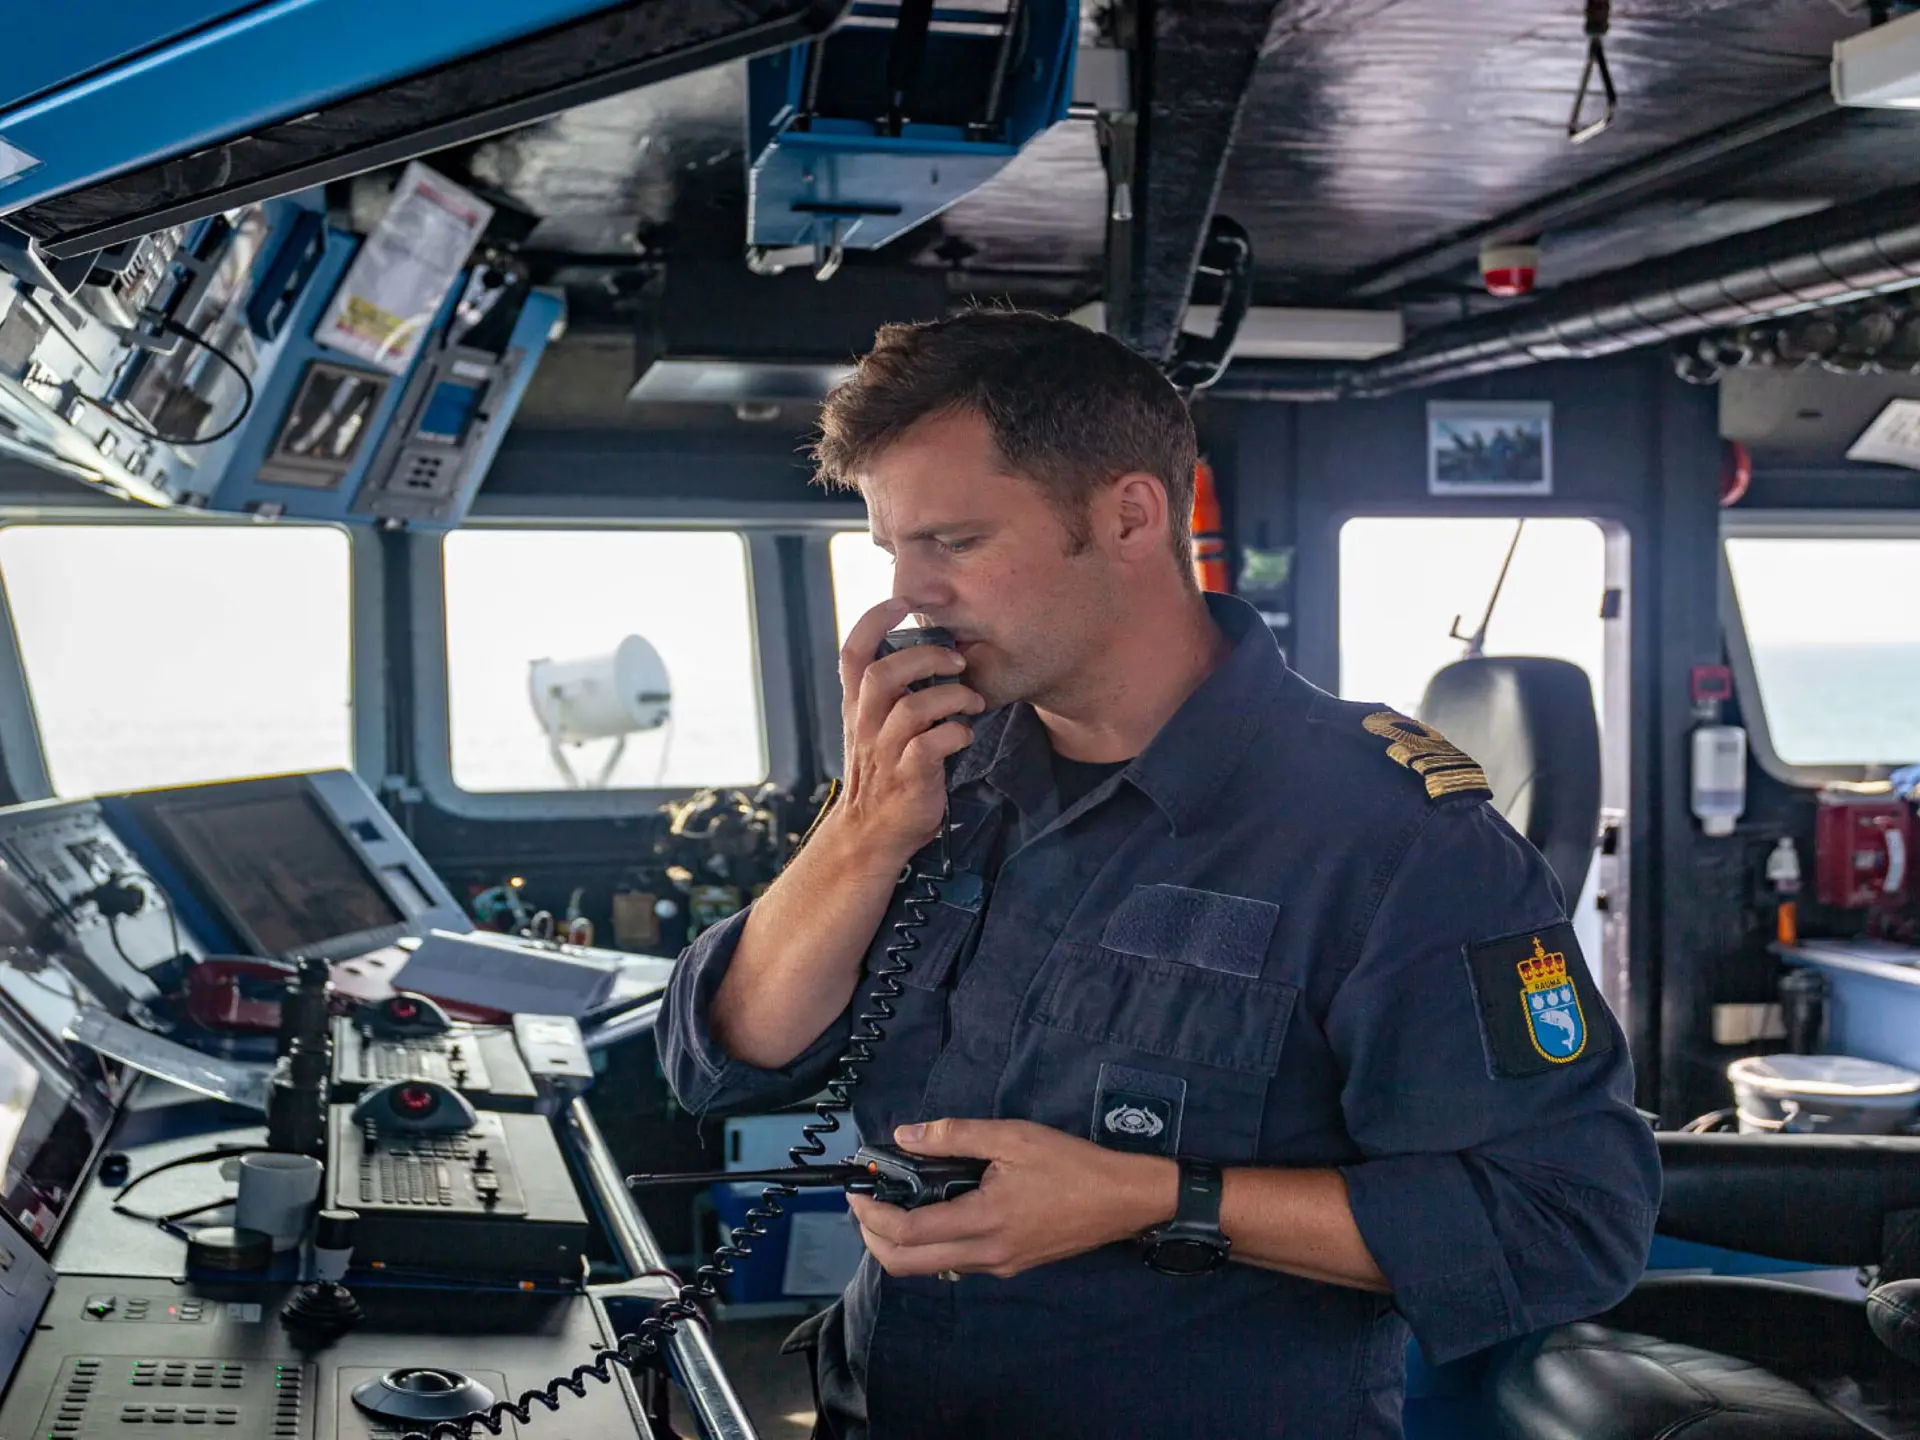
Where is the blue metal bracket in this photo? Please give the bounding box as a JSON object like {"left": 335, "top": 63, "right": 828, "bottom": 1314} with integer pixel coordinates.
{"left": 745, "top": 0, "right": 1077, "bottom": 270}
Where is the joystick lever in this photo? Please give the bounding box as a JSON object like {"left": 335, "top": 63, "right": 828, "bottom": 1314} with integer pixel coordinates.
{"left": 281, "top": 1209, "right": 363, "bottom": 1342}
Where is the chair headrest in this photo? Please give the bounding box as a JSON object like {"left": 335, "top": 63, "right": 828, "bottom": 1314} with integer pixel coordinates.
{"left": 1418, "top": 656, "right": 1602, "bottom": 899}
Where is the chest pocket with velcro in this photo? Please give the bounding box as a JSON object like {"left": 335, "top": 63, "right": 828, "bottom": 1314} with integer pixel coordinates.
{"left": 1027, "top": 885, "right": 1296, "bottom": 1161}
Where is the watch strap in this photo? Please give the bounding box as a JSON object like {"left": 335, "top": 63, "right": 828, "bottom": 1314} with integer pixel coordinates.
{"left": 1171, "top": 1158, "right": 1223, "bottom": 1230}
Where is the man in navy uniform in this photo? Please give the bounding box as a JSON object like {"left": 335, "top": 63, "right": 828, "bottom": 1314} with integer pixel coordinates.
{"left": 658, "top": 310, "right": 1660, "bottom": 1438}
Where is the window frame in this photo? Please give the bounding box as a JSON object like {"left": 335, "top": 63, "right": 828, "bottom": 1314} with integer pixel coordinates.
{"left": 1320, "top": 501, "right": 1639, "bottom": 1031}
{"left": 413, "top": 503, "right": 824, "bottom": 819}
{"left": 0, "top": 508, "right": 380, "bottom": 803}
{"left": 1719, "top": 509, "right": 1920, "bottom": 788}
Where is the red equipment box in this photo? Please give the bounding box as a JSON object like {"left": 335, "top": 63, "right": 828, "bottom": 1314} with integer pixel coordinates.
{"left": 1816, "top": 796, "right": 1913, "bottom": 911}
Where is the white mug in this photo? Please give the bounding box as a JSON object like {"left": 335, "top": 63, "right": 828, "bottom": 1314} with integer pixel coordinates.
{"left": 222, "top": 1152, "right": 323, "bottom": 1251}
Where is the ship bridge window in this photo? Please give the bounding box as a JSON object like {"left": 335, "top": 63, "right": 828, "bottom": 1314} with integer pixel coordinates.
{"left": 1338, "top": 517, "right": 1611, "bottom": 720}
{"left": 830, "top": 529, "right": 898, "bottom": 643}
{"left": 1724, "top": 534, "right": 1920, "bottom": 773}
{"left": 441, "top": 528, "right": 766, "bottom": 793}
{"left": 0, "top": 522, "right": 353, "bottom": 797}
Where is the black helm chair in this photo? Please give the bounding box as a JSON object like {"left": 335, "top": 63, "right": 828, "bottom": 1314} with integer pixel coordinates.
{"left": 1417, "top": 655, "right": 1602, "bottom": 900}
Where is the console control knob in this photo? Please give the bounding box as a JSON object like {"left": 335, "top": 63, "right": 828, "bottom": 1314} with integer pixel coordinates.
{"left": 351, "top": 1368, "right": 496, "bottom": 1421}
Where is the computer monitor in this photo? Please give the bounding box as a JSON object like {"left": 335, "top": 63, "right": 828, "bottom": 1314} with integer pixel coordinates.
{"left": 0, "top": 993, "right": 115, "bottom": 1255}
{"left": 139, "top": 782, "right": 406, "bottom": 961}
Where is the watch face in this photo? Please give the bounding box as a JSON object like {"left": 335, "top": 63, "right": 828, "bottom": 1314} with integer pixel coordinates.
{"left": 1145, "top": 1238, "right": 1228, "bottom": 1276}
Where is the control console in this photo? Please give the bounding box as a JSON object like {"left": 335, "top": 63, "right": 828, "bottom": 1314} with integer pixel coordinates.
{"left": 331, "top": 1019, "right": 529, "bottom": 1103}
{"left": 330, "top": 1001, "right": 591, "bottom": 1112}
{"left": 327, "top": 1082, "right": 590, "bottom": 1281}
{"left": 0, "top": 1277, "right": 638, "bottom": 1440}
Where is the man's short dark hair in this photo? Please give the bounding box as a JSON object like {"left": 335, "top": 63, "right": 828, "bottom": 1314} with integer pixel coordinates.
{"left": 813, "top": 309, "right": 1199, "bottom": 569}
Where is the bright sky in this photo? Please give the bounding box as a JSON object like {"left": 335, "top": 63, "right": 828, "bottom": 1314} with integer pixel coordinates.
{"left": 1725, "top": 537, "right": 1920, "bottom": 645}
{"left": 1725, "top": 536, "right": 1920, "bottom": 765}
{"left": 831, "top": 531, "right": 898, "bottom": 645}
{"left": 0, "top": 524, "right": 352, "bottom": 797}
{"left": 1339, "top": 517, "right": 1609, "bottom": 719}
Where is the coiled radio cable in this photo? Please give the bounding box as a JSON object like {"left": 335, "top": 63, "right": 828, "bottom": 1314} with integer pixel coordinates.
{"left": 396, "top": 807, "right": 955, "bottom": 1440}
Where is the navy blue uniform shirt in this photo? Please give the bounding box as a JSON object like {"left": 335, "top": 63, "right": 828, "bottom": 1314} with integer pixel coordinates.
{"left": 660, "top": 594, "right": 1660, "bottom": 1440}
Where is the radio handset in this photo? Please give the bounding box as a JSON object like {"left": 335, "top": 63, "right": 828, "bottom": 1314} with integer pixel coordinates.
{"left": 397, "top": 624, "right": 986, "bottom": 1440}
{"left": 877, "top": 623, "right": 961, "bottom": 688}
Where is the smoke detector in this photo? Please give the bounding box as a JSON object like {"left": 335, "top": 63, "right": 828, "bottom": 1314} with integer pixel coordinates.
{"left": 1479, "top": 243, "right": 1541, "bottom": 298}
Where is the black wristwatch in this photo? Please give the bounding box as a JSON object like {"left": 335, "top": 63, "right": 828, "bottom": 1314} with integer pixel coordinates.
{"left": 1139, "top": 1158, "right": 1231, "bottom": 1276}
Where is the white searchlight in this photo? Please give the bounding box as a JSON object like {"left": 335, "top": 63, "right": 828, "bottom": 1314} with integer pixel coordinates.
{"left": 528, "top": 635, "right": 673, "bottom": 788}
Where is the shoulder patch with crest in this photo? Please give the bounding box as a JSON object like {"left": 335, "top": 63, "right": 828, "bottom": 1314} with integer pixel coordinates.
{"left": 1464, "top": 923, "right": 1612, "bottom": 1078}
{"left": 1362, "top": 711, "right": 1491, "bottom": 802}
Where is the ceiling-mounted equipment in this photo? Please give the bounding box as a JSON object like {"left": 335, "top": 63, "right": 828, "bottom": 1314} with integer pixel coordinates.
{"left": 1069, "top": 303, "right": 1403, "bottom": 362}
{"left": 1672, "top": 296, "right": 1920, "bottom": 386}
{"left": 0, "top": 0, "right": 847, "bottom": 263}
{"left": 744, "top": 0, "right": 1077, "bottom": 275}
{"left": 1834, "top": 8, "right": 1920, "bottom": 109}
{"left": 630, "top": 262, "right": 945, "bottom": 403}
{"left": 1568, "top": 0, "right": 1618, "bottom": 143}
{"left": 1480, "top": 243, "right": 1541, "bottom": 298}
{"left": 1220, "top": 180, "right": 1920, "bottom": 400}
{"left": 1163, "top": 217, "right": 1254, "bottom": 391}
{"left": 0, "top": 175, "right": 560, "bottom": 528}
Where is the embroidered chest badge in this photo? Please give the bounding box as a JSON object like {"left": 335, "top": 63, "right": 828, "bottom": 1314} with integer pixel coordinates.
{"left": 1518, "top": 935, "right": 1587, "bottom": 1063}
{"left": 1090, "top": 1064, "right": 1185, "bottom": 1156}
{"left": 1103, "top": 1101, "right": 1167, "bottom": 1142}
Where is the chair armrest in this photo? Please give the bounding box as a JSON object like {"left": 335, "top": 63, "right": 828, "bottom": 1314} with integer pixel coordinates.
{"left": 1605, "top": 1274, "right": 1884, "bottom": 1380}
{"left": 1658, "top": 1133, "right": 1920, "bottom": 1264}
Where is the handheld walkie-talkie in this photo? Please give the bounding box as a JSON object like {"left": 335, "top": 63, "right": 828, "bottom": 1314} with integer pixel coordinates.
{"left": 629, "top": 1142, "right": 988, "bottom": 1211}
{"left": 399, "top": 620, "right": 989, "bottom": 1440}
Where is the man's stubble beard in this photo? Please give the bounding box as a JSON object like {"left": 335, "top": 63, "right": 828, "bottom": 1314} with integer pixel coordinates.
{"left": 977, "top": 593, "right": 1118, "bottom": 715}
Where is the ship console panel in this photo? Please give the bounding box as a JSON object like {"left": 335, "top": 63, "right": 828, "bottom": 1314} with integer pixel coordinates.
{"left": 0, "top": 1276, "right": 639, "bottom": 1440}
{"left": 0, "top": 766, "right": 705, "bottom": 1440}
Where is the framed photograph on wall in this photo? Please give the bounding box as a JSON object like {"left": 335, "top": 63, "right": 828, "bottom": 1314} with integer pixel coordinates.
{"left": 1427, "top": 401, "right": 1553, "bottom": 496}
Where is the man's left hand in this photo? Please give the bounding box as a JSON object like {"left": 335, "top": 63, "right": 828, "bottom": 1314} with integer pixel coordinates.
{"left": 846, "top": 1118, "right": 1177, "bottom": 1280}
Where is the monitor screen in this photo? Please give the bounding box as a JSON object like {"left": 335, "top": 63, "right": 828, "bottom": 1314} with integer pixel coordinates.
{"left": 146, "top": 789, "right": 404, "bottom": 957}
{"left": 0, "top": 1010, "right": 113, "bottom": 1253}
{"left": 416, "top": 380, "right": 482, "bottom": 444}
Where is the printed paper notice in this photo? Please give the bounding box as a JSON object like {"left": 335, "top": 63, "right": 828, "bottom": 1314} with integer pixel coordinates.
{"left": 781, "top": 1211, "right": 868, "bottom": 1296}
{"left": 1846, "top": 398, "right": 1920, "bottom": 472}
{"left": 314, "top": 162, "right": 494, "bottom": 374}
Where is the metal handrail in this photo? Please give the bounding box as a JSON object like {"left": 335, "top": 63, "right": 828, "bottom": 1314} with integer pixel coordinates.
{"left": 567, "top": 1097, "right": 760, "bottom": 1440}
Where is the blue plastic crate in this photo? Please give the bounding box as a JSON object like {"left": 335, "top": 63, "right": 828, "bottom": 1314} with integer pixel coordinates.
{"left": 711, "top": 1181, "right": 866, "bottom": 1304}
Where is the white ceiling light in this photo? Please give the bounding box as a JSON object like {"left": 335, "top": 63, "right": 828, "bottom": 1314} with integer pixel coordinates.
{"left": 1069, "top": 302, "right": 1403, "bottom": 361}
{"left": 1833, "top": 10, "right": 1920, "bottom": 109}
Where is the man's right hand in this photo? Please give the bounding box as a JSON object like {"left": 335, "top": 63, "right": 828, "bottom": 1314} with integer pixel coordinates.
{"left": 836, "top": 598, "right": 986, "bottom": 866}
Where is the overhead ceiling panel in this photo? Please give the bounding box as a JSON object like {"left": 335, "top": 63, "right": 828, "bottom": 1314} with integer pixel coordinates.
{"left": 468, "top": 64, "right": 747, "bottom": 256}
{"left": 1216, "top": 0, "right": 1866, "bottom": 292}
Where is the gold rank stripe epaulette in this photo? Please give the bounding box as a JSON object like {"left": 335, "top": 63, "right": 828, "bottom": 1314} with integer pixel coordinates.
{"left": 1361, "top": 711, "right": 1492, "bottom": 802}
